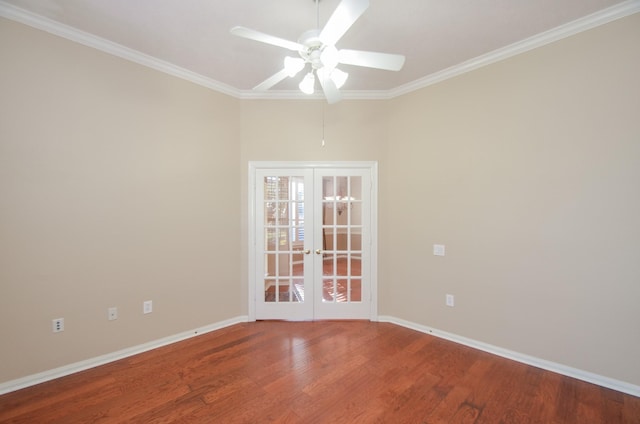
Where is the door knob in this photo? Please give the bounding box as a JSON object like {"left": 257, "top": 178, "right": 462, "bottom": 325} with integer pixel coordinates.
{"left": 315, "top": 249, "right": 323, "bottom": 255}
{"left": 304, "top": 249, "right": 310, "bottom": 255}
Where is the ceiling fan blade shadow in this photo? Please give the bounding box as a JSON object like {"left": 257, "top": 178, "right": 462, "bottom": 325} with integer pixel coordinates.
{"left": 338, "top": 49, "right": 405, "bottom": 71}
{"left": 319, "top": 0, "right": 369, "bottom": 47}
{"left": 230, "top": 26, "right": 303, "bottom": 51}
{"left": 318, "top": 73, "right": 342, "bottom": 104}
{"left": 254, "top": 68, "right": 290, "bottom": 91}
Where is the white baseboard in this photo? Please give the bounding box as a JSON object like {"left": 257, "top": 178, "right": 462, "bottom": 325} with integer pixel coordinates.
{"left": 377, "top": 315, "right": 640, "bottom": 398}
{"left": 0, "top": 315, "right": 248, "bottom": 396}
{"left": 4, "top": 315, "right": 638, "bottom": 398}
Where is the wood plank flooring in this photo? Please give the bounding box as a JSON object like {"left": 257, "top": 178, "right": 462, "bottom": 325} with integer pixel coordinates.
{"left": 1, "top": 321, "right": 638, "bottom": 423}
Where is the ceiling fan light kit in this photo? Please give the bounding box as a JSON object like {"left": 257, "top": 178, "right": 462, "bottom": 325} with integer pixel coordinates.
{"left": 318, "top": 67, "right": 348, "bottom": 89}
{"left": 299, "top": 72, "right": 316, "bottom": 94}
{"left": 230, "top": 0, "right": 405, "bottom": 104}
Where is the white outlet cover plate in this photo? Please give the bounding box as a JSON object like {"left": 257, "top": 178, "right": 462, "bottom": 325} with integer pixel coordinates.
{"left": 108, "top": 307, "right": 118, "bottom": 320}
{"left": 433, "top": 244, "right": 445, "bottom": 256}
{"left": 52, "top": 318, "right": 64, "bottom": 332}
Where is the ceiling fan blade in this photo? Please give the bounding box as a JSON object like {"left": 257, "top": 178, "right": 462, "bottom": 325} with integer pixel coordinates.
{"left": 230, "top": 26, "right": 303, "bottom": 51}
{"left": 318, "top": 71, "right": 342, "bottom": 104}
{"left": 338, "top": 49, "right": 406, "bottom": 71}
{"left": 253, "top": 68, "right": 290, "bottom": 91}
{"left": 319, "top": 0, "right": 369, "bottom": 46}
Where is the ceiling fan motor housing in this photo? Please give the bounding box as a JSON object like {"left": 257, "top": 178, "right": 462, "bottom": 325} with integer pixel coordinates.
{"left": 298, "top": 29, "right": 325, "bottom": 69}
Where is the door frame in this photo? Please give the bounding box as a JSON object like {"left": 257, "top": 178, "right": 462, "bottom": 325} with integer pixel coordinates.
{"left": 248, "top": 161, "right": 378, "bottom": 321}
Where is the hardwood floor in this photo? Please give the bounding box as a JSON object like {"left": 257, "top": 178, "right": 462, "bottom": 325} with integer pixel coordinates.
{"left": 1, "top": 321, "right": 638, "bottom": 423}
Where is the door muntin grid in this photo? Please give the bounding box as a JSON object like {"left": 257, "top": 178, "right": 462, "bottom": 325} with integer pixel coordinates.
{"left": 263, "top": 176, "right": 306, "bottom": 303}
{"left": 321, "top": 175, "right": 362, "bottom": 303}
{"left": 254, "top": 165, "right": 372, "bottom": 321}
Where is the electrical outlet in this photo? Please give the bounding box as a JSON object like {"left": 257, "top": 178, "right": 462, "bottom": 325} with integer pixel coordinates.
{"left": 433, "top": 244, "right": 446, "bottom": 256}
{"left": 143, "top": 300, "right": 153, "bottom": 314}
{"left": 52, "top": 318, "right": 64, "bottom": 333}
{"left": 108, "top": 307, "right": 118, "bottom": 321}
{"left": 446, "top": 294, "right": 455, "bottom": 307}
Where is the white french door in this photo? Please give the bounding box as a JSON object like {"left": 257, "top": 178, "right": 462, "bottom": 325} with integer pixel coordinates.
{"left": 254, "top": 168, "right": 314, "bottom": 320}
{"left": 249, "top": 162, "right": 376, "bottom": 321}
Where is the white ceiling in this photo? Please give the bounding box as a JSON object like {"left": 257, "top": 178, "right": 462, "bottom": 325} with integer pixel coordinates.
{"left": 1, "top": 0, "right": 637, "bottom": 99}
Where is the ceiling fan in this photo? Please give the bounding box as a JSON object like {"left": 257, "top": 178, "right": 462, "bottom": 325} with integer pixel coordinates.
{"left": 230, "top": 0, "right": 405, "bottom": 104}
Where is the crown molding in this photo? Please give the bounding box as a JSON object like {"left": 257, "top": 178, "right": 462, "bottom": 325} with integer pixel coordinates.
{"left": 237, "top": 89, "right": 391, "bottom": 101}
{"left": 0, "top": 0, "right": 240, "bottom": 98}
{"left": 237, "top": 90, "right": 324, "bottom": 101}
{"left": 389, "top": 0, "right": 640, "bottom": 98}
{"left": 1, "top": 0, "right": 638, "bottom": 101}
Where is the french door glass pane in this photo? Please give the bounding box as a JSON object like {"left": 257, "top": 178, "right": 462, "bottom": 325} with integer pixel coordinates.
{"left": 264, "top": 279, "right": 303, "bottom": 303}
{"left": 322, "top": 278, "right": 334, "bottom": 302}
{"left": 350, "top": 279, "right": 362, "bottom": 302}
{"left": 350, "top": 256, "right": 362, "bottom": 277}
{"left": 323, "top": 254, "right": 334, "bottom": 276}
{"left": 292, "top": 253, "right": 304, "bottom": 276}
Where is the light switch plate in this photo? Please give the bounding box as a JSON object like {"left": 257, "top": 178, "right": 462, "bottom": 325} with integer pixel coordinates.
{"left": 433, "top": 244, "right": 445, "bottom": 256}
{"left": 143, "top": 300, "right": 153, "bottom": 314}
{"left": 446, "top": 294, "right": 455, "bottom": 307}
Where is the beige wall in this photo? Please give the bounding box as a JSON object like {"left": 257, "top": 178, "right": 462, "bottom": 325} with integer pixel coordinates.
{"left": 383, "top": 13, "right": 640, "bottom": 385}
{"left": 0, "top": 18, "right": 241, "bottom": 382}
{"left": 238, "top": 99, "right": 390, "bottom": 314}
{"left": 1, "top": 10, "right": 639, "bottom": 390}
